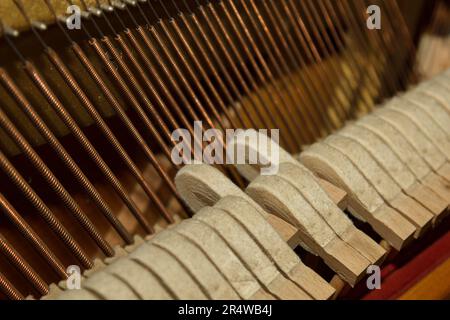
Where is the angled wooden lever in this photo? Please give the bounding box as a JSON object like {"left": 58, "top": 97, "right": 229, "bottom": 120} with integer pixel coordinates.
{"left": 151, "top": 230, "right": 240, "bottom": 300}
{"left": 389, "top": 97, "right": 450, "bottom": 160}
{"left": 357, "top": 114, "right": 450, "bottom": 210}
{"left": 300, "top": 142, "right": 415, "bottom": 251}
{"left": 339, "top": 124, "right": 447, "bottom": 223}
{"left": 215, "top": 195, "right": 335, "bottom": 299}
{"left": 104, "top": 258, "right": 173, "bottom": 299}
{"left": 193, "top": 206, "right": 313, "bottom": 300}
{"left": 173, "top": 219, "right": 267, "bottom": 300}
{"left": 175, "top": 163, "right": 337, "bottom": 298}
{"left": 246, "top": 166, "right": 372, "bottom": 285}
{"left": 129, "top": 244, "right": 207, "bottom": 299}
{"left": 324, "top": 134, "right": 433, "bottom": 237}
{"left": 175, "top": 163, "right": 304, "bottom": 248}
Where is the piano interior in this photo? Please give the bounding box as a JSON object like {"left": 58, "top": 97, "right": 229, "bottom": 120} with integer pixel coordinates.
{"left": 0, "top": 0, "right": 449, "bottom": 300}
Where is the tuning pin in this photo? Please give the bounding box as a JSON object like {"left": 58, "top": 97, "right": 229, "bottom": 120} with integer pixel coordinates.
{"left": 111, "top": 0, "right": 126, "bottom": 10}
{"left": 80, "top": 10, "right": 91, "bottom": 19}
{"left": 57, "top": 15, "right": 67, "bottom": 24}
{"left": 11, "top": 0, "right": 48, "bottom": 32}
{"left": 88, "top": 7, "right": 103, "bottom": 16}
{"left": 122, "top": 0, "right": 137, "bottom": 5}
{"left": 100, "top": 4, "right": 114, "bottom": 12}
{"left": 31, "top": 20, "right": 47, "bottom": 31}
{"left": 2, "top": 24, "right": 20, "bottom": 38}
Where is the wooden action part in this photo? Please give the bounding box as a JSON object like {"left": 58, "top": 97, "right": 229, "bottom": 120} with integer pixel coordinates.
{"left": 151, "top": 230, "right": 240, "bottom": 300}
{"left": 275, "top": 163, "right": 385, "bottom": 264}
{"left": 325, "top": 134, "right": 433, "bottom": 237}
{"left": 194, "top": 207, "right": 312, "bottom": 300}
{"left": 215, "top": 196, "right": 335, "bottom": 299}
{"left": 176, "top": 163, "right": 307, "bottom": 247}
{"left": 300, "top": 142, "right": 415, "bottom": 250}
{"left": 105, "top": 259, "right": 173, "bottom": 300}
{"left": 247, "top": 171, "right": 371, "bottom": 285}
{"left": 358, "top": 114, "right": 450, "bottom": 210}
{"left": 339, "top": 124, "right": 447, "bottom": 220}
{"left": 129, "top": 244, "right": 207, "bottom": 300}
{"left": 173, "top": 219, "right": 266, "bottom": 300}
